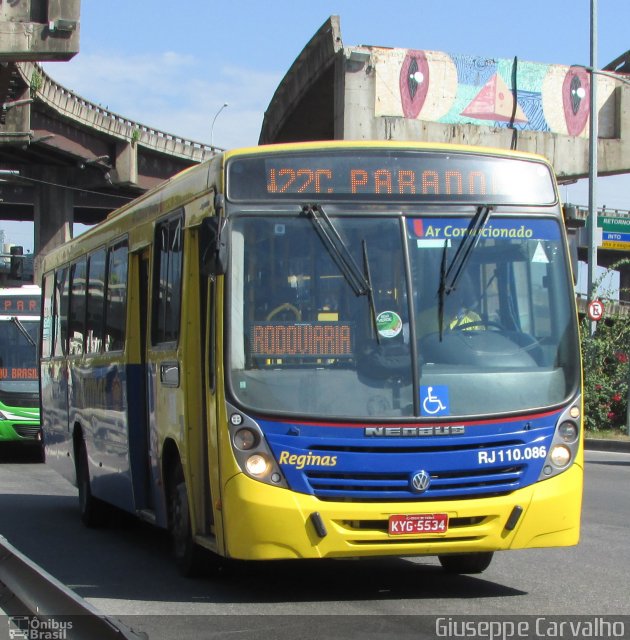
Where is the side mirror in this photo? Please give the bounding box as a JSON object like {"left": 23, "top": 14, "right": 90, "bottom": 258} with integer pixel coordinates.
{"left": 201, "top": 216, "right": 228, "bottom": 277}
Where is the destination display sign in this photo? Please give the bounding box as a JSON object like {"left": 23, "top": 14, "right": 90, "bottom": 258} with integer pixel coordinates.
{"left": 0, "top": 367, "right": 38, "bottom": 380}
{"left": 251, "top": 322, "right": 353, "bottom": 359}
{"left": 0, "top": 295, "right": 40, "bottom": 316}
{"left": 228, "top": 151, "right": 556, "bottom": 204}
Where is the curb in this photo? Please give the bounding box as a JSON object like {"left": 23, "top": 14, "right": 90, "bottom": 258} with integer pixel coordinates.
{"left": 585, "top": 438, "right": 630, "bottom": 453}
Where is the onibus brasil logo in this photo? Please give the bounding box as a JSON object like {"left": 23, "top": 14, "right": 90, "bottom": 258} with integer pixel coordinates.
{"left": 7, "top": 616, "right": 73, "bottom": 640}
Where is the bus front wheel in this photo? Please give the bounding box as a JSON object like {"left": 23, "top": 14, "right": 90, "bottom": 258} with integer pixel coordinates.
{"left": 168, "top": 464, "right": 204, "bottom": 577}
{"left": 438, "top": 552, "right": 494, "bottom": 574}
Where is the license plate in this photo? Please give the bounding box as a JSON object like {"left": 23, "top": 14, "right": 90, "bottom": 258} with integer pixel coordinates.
{"left": 388, "top": 513, "right": 449, "bottom": 535}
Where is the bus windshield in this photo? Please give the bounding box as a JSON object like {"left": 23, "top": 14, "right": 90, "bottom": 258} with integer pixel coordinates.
{"left": 0, "top": 317, "right": 39, "bottom": 394}
{"left": 228, "top": 210, "right": 579, "bottom": 420}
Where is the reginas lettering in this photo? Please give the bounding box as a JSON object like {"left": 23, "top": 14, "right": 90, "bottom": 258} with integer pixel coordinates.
{"left": 278, "top": 450, "right": 338, "bottom": 470}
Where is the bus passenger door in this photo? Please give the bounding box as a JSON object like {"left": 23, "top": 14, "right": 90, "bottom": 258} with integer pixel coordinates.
{"left": 145, "top": 213, "right": 186, "bottom": 530}
{"left": 127, "top": 248, "right": 154, "bottom": 513}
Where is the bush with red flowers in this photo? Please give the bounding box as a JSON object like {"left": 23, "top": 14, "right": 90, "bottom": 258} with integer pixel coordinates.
{"left": 581, "top": 261, "right": 630, "bottom": 432}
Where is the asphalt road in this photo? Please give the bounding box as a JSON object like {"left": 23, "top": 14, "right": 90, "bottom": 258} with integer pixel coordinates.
{"left": 0, "top": 446, "right": 628, "bottom": 639}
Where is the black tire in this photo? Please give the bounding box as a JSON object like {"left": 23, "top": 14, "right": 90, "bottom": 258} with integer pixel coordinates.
{"left": 34, "top": 442, "right": 45, "bottom": 463}
{"left": 76, "top": 442, "right": 109, "bottom": 528}
{"left": 168, "top": 464, "right": 206, "bottom": 577}
{"left": 438, "top": 552, "right": 494, "bottom": 574}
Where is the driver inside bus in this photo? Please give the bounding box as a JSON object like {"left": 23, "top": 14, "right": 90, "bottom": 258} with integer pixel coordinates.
{"left": 416, "top": 272, "right": 483, "bottom": 336}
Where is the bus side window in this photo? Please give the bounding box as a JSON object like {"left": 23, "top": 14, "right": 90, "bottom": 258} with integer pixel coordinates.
{"left": 41, "top": 271, "right": 55, "bottom": 359}
{"left": 54, "top": 267, "right": 69, "bottom": 357}
{"left": 69, "top": 257, "right": 87, "bottom": 356}
{"left": 104, "top": 240, "right": 129, "bottom": 352}
{"left": 153, "top": 214, "right": 183, "bottom": 345}
{"left": 86, "top": 248, "right": 106, "bottom": 354}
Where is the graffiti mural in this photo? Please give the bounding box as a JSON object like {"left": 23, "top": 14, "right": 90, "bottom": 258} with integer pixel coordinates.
{"left": 399, "top": 50, "right": 430, "bottom": 119}
{"left": 561, "top": 66, "right": 591, "bottom": 136}
{"left": 374, "top": 48, "right": 617, "bottom": 138}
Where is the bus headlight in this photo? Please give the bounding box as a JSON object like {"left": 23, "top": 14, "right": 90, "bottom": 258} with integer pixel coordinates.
{"left": 550, "top": 445, "right": 571, "bottom": 467}
{"left": 246, "top": 454, "right": 270, "bottom": 477}
{"left": 538, "top": 399, "right": 581, "bottom": 481}
{"left": 226, "top": 402, "right": 287, "bottom": 488}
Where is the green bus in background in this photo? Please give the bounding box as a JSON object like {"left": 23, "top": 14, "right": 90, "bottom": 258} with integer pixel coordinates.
{"left": 0, "top": 285, "right": 42, "bottom": 458}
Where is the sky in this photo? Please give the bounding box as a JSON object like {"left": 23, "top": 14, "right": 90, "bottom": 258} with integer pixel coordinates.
{"left": 3, "top": 0, "right": 630, "bottom": 249}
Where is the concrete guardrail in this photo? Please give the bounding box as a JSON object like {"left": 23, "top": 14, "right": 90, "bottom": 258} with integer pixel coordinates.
{"left": 0, "top": 535, "right": 146, "bottom": 639}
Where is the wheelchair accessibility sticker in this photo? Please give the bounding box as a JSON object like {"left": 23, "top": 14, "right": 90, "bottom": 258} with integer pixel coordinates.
{"left": 420, "top": 385, "right": 450, "bottom": 416}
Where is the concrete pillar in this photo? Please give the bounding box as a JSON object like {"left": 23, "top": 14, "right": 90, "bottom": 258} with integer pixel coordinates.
{"left": 33, "top": 169, "right": 74, "bottom": 280}
{"left": 341, "top": 52, "right": 376, "bottom": 140}
{"left": 113, "top": 140, "right": 138, "bottom": 186}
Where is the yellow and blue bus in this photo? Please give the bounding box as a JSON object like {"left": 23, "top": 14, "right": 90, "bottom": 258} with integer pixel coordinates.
{"left": 0, "top": 285, "right": 41, "bottom": 455}
{"left": 40, "top": 141, "right": 582, "bottom": 576}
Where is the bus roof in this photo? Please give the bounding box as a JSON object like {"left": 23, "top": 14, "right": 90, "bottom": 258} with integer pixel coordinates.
{"left": 223, "top": 140, "right": 554, "bottom": 166}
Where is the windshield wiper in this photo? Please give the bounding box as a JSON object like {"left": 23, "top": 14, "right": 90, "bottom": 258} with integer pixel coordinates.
{"left": 361, "top": 239, "right": 381, "bottom": 344}
{"left": 303, "top": 204, "right": 369, "bottom": 296}
{"left": 438, "top": 205, "right": 493, "bottom": 339}
{"left": 11, "top": 316, "right": 36, "bottom": 347}
{"left": 303, "top": 204, "right": 380, "bottom": 343}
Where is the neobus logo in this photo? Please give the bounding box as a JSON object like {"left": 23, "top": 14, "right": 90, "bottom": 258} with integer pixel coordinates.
{"left": 364, "top": 425, "right": 465, "bottom": 437}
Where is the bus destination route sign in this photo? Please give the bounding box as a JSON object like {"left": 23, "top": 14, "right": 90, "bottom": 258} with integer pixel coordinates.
{"left": 227, "top": 150, "right": 556, "bottom": 205}
{"left": 0, "top": 295, "right": 40, "bottom": 316}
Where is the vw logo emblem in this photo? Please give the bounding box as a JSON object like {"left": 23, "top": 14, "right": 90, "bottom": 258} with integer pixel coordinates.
{"left": 410, "top": 470, "right": 431, "bottom": 493}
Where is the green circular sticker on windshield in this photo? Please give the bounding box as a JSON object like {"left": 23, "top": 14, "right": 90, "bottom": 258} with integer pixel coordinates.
{"left": 376, "top": 310, "right": 403, "bottom": 338}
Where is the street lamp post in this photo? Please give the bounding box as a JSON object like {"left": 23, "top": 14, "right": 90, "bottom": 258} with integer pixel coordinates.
{"left": 210, "top": 103, "right": 228, "bottom": 149}
{"left": 586, "top": 0, "right": 598, "bottom": 337}
{"left": 571, "top": 26, "right": 630, "bottom": 329}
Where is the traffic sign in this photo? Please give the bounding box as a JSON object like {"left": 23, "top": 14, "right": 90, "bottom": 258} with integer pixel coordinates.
{"left": 598, "top": 217, "right": 630, "bottom": 251}
{"left": 602, "top": 240, "right": 630, "bottom": 251}
{"left": 587, "top": 299, "right": 605, "bottom": 322}
{"left": 602, "top": 231, "right": 630, "bottom": 243}
{"left": 598, "top": 216, "right": 630, "bottom": 233}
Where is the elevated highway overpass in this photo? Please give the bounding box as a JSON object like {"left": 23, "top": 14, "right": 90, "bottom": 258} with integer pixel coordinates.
{"left": 0, "top": 0, "right": 214, "bottom": 273}
{"left": 0, "top": 60, "right": 214, "bottom": 268}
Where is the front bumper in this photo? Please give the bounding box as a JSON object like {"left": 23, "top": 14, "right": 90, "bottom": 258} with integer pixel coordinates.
{"left": 221, "top": 462, "right": 583, "bottom": 560}
{"left": 0, "top": 421, "right": 41, "bottom": 443}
